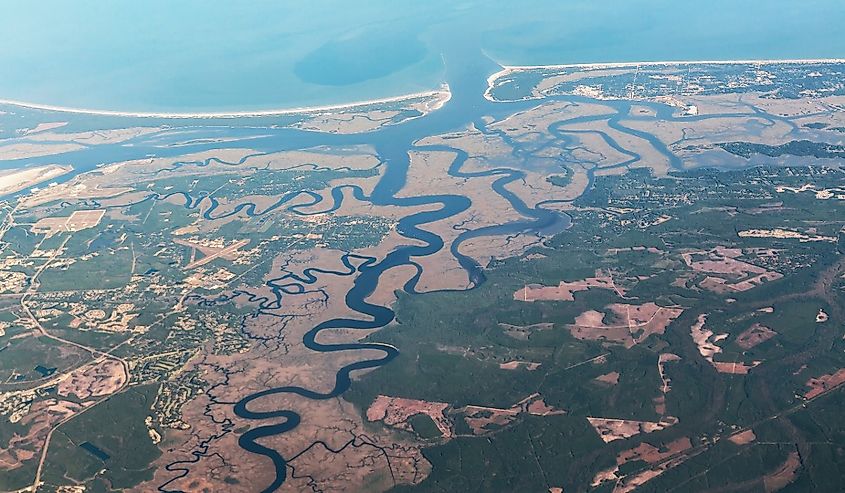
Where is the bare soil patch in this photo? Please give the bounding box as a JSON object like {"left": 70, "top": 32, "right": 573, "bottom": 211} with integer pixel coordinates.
{"left": 586, "top": 416, "right": 677, "bottom": 443}
{"left": 735, "top": 324, "right": 777, "bottom": 349}
{"left": 763, "top": 451, "right": 801, "bottom": 492}
{"left": 514, "top": 271, "right": 624, "bottom": 302}
{"left": 457, "top": 394, "right": 565, "bottom": 435}
{"left": 595, "top": 371, "right": 620, "bottom": 385}
{"left": 367, "top": 395, "right": 452, "bottom": 438}
{"left": 31, "top": 209, "right": 105, "bottom": 236}
{"left": 804, "top": 368, "right": 845, "bottom": 399}
{"left": 57, "top": 359, "right": 126, "bottom": 400}
{"left": 499, "top": 360, "right": 541, "bottom": 371}
{"left": 569, "top": 303, "right": 683, "bottom": 348}
{"left": 728, "top": 429, "right": 757, "bottom": 446}
{"left": 691, "top": 314, "right": 762, "bottom": 374}
{"left": 682, "top": 247, "right": 783, "bottom": 293}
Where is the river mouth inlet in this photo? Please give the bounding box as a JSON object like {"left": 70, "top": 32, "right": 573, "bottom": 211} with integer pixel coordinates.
{"left": 3, "top": 0, "right": 844, "bottom": 114}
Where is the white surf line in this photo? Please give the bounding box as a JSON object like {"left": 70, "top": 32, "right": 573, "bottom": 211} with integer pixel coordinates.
{"left": 485, "top": 57, "right": 845, "bottom": 99}
{"left": 0, "top": 83, "right": 451, "bottom": 120}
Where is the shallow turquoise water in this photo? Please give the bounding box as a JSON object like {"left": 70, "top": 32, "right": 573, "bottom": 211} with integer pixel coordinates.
{"left": 2, "top": 0, "right": 844, "bottom": 113}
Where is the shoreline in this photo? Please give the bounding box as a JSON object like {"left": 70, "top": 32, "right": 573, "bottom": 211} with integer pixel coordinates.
{"left": 0, "top": 164, "right": 72, "bottom": 197}
{"left": 486, "top": 57, "right": 845, "bottom": 91}
{"left": 0, "top": 84, "right": 451, "bottom": 120}
{"left": 3, "top": 57, "right": 841, "bottom": 119}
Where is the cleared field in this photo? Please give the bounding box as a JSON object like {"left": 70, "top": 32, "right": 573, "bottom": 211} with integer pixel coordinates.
{"left": 30, "top": 209, "right": 105, "bottom": 236}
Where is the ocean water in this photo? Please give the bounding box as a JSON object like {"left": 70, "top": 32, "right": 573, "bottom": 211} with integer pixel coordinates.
{"left": 2, "top": 0, "right": 844, "bottom": 113}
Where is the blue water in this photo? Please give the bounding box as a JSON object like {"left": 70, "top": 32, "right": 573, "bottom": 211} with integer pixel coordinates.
{"left": 79, "top": 442, "right": 110, "bottom": 461}
{"left": 2, "top": 0, "right": 844, "bottom": 113}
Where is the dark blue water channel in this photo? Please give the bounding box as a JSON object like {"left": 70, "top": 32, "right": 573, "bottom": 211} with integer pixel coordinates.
{"left": 1, "top": 35, "right": 804, "bottom": 492}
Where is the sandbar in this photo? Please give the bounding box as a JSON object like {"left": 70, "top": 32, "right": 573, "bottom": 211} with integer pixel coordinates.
{"left": 0, "top": 84, "right": 451, "bottom": 120}
{"left": 0, "top": 164, "right": 72, "bottom": 196}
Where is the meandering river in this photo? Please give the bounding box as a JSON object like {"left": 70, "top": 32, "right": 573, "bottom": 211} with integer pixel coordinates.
{"left": 1, "top": 32, "right": 815, "bottom": 492}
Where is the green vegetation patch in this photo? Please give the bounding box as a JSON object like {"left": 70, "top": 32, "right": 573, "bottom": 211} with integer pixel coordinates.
{"left": 409, "top": 413, "right": 443, "bottom": 439}
{"left": 41, "top": 385, "right": 162, "bottom": 490}
{"left": 717, "top": 140, "right": 845, "bottom": 160}
{"left": 545, "top": 167, "right": 574, "bottom": 188}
